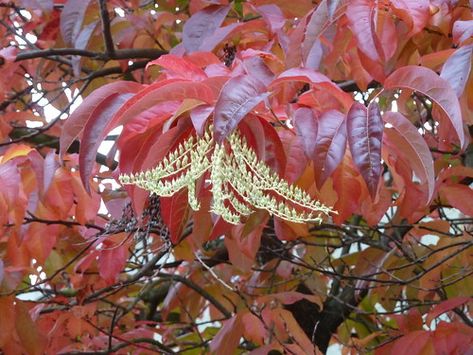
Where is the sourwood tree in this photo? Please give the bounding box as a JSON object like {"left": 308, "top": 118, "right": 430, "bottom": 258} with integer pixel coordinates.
{"left": 0, "top": 0, "right": 472, "bottom": 354}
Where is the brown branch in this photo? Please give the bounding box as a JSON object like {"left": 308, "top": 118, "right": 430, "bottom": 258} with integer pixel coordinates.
{"left": 86, "top": 59, "right": 149, "bottom": 80}
{"left": 24, "top": 212, "right": 105, "bottom": 232}
{"left": 15, "top": 48, "right": 167, "bottom": 62}
{"left": 336, "top": 80, "right": 380, "bottom": 93}
{"left": 15, "top": 48, "right": 100, "bottom": 60}
{"left": 0, "top": 86, "right": 33, "bottom": 111}
{"left": 98, "top": 0, "right": 115, "bottom": 57}
{"left": 156, "top": 272, "right": 232, "bottom": 319}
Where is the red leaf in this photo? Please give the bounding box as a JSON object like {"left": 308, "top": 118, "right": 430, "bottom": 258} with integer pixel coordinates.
{"left": 313, "top": 109, "right": 347, "bottom": 187}
{"left": 60, "top": 0, "right": 92, "bottom": 45}
{"left": 453, "top": 20, "right": 473, "bottom": 45}
{"left": 112, "top": 80, "right": 215, "bottom": 133}
{"left": 436, "top": 166, "right": 473, "bottom": 185}
{"left": 147, "top": 54, "right": 207, "bottom": 81}
{"left": 273, "top": 309, "right": 315, "bottom": 351}
{"left": 98, "top": 242, "right": 129, "bottom": 284}
{"left": 191, "top": 105, "right": 214, "bottom": 135}
{"left": 384, "top": 65, "right": 465, "bottom": 148}
{"left": 271, "top": 68, "right": 352, "bottom": 109}
{"left": 117, "top": 102, "right": 178, "bottom": 174}
{"left": 293, "top": 107, "right": 318, "bottom": 158}
{"left": 60, "top": 81, "right": 142, "bottom": 159}
{"left": 279, "top": 129, "right": 308, "bottom": 183}
{"left": 388, "top": 331, "right": 432, "bottom": 355}
{"left": 394, "top": 308, "right": 423, "bottom": 334}
{"left": 440, "top": 44, "right": 473, "bottom": 97}
{"left": 209, "top": 314, "right": 244, "bottom": 354}
{"left": 213, "top": 75, "right": 269, "bottom": 143}
{"left": 79, "top": 92, "right": 134, "bottom": 191}
{"left": 431, "top": 322, "right": 473, "bottom": 354}
{"left": 390, "top": 0, "right": 430, "bottom": 35}
{"left": 383, "top": 111, "right": 435, "bottom": 204}
{"left": 0, "top": 296, "right": 15, "bottom": 347}
{"left": 128, "top": 123, "right": 192, "bottom": 216}
{"left": 440, "top": 184, "right": 473, "bottom": 216}
{"left": 426, "top": 297, "right": 472, "bottom": 325}
{"left": 182, "top": 5, "right": 230, "bottom": 53}
{"left": 346, "top": 0, "right": 382, "bottom": 62}
{"left": 347, "top": 102, "right": 383, "bottom": 199}
{"left": 160, "top": 189, "right": 190, "bottom": 244}
{"left": 332, "top": 161, "right": 363, "bottom": 223}
{"left": 242, "top": 116, "right": 286, "bottom": 174}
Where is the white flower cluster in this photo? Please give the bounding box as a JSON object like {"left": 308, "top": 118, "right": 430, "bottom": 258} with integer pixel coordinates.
{"left": 119, "top": 127, "right": 335, "bottom": 225}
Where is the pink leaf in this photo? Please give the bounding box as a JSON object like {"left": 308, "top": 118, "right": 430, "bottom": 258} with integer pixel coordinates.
{"left": 198, "top": 22, "right": 243, "bottom": 52}
{"left": 0, "top": 160, "right": 20, "bottom": 204}
{"left": 147, "top": 54, "right": 207, "bottom": 81}
{"left": 452, "top": 20, "right": 473, "bottom": 45}
{"left": 18, "top": 0, "right": 53, "bottom": 12}
{"left": 313, "top": 109, "right": 347, "bottom": 187}
{"left": 111, "top": 80, "right": 215, "bottom": 133}
{"left": 213, "top": 75, "right": 269, "bottom": 142}
{"left": 426, "top": 297, "right": 472, "bottom": 325}
{"left": 302, "top": 2, "right": 327, "bottom": 58}
{"left": 271, "top": 68, "right": 352, "bottom": 108}
{"left": 42, "top": 150, "right": 59, "bottom": 194}
{"left": 0, "top": 259, "right": 3, "bottom": 286}
{"left": 79, "top": 93, "right": 135, "bottom": 191}
{"left": 60, "top": 81, "right": 142, "bottom": 159}
{"left": 383, "top": 111, "right": 435, "bottom": 204}
{"left": 272, "top": 67, "right": 333, "bottom": 86}
{"left": 384, "top": 65, "right": 465, "bottom": 148}
{"left": 256, "top": 4, "right": 286, "bottom": 33}
{"left": 327, "top": 0, "right": 341, "bottom": 18}
{"left": 390, "top": 0, "right": 430, "bottom": 35}
{"left": 293, "top": 107, "right": 318, "bottom": 157}
{"left": 182, "top": 5, "right": 230, "bottom": 53}
{"left": 60, "top": 0, "right": 92, "bottom": 45}
{"left": 440, "top": 44, "right": 473, "bottom": 97}
{"left": 347, "top": 102, "right": 383, "bottom": 199}
{"left": 346, "top": 0, "right": 381, "bottom": 62}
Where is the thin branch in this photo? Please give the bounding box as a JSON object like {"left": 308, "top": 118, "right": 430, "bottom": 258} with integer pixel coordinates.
{"left": 15, "top": 48, "right": 167, "bottom": 62}
{"left": 157, "top": 272, "right": 232, "bottom": 319}
{"left": 0, "top": 86, "right": 33, "bottom": 111}
{"left": 24, "top": 212, "right": 105, "bottom": 232}
{"left": 16, "top": 48, "right": 100, "bottom": 60}
{"left": 98, "top": 0, "right": 115, "bottom": 57}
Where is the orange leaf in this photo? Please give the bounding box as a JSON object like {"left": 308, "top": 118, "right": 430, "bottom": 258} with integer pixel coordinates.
{"left": 15, "top": 301, "right": 46, "bottom": 355}
{"left": 209, "top": 314, "right": 244, "bottom": 354}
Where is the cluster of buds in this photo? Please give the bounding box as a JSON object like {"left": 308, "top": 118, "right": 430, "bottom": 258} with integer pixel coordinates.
{"left": 119, "top": 126, "right": 335, "bottom": 225}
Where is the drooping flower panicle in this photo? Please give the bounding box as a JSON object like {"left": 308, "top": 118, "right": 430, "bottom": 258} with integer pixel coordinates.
{"left": 119, "top": 127, "right": 335, "bottom": 224}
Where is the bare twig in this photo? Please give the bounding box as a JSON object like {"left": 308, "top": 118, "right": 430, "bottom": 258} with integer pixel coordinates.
{"left": 98, "top": 0, "right": 115, "bottom": 57}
